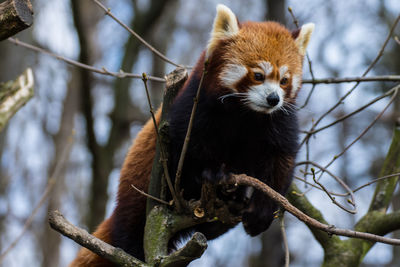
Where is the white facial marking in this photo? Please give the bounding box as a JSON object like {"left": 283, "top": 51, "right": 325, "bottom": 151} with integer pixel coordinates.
{"left": 219, "top": 64, "right": 248, "bottom": 89}
{"left": 259, "top": 61, "right": 273, "bottom": 76}
{"left": 291, "top": 74, "right": 301, "bottom": 98}
{"left": 279, "top": 65, "right": 288, "bottom": 78}
{"left": 246, "top": 81, "right": 285, "bottom": 114}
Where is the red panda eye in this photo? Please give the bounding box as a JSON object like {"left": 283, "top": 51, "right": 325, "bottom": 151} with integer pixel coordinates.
{"left": 280, "top": 77, "right": 289, "bottom": 86}
{"left": 254, "top": 72, "right": 265, "bottom": 81}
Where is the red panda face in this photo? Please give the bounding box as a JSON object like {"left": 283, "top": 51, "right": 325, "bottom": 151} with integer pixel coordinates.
{"left": 206, "top": 5, "right": 314, "bottom": 114}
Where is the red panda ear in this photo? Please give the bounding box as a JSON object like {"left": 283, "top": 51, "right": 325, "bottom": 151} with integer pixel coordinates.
{"left": 294, "top": 23, "right": 315, "bottom": 56}
{"left": 206, "top": 4, "right": 240, "bottom": 58}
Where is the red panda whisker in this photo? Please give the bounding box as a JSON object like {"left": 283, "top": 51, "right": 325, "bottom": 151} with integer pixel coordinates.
{"left": 219, "top": 92, "right": 248, "bottom": 103}
{"left": 283, "top": 102, "right": 298, "bottom": 112}
{"left": 279, "top": 106, "right": 291, "bottom": 116}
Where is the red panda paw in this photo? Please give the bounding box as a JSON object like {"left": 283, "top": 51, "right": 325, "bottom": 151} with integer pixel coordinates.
{"left": 201, "top": 164, "right": 250, "bottom": 216}
{"left": 201, "top": 164, "right": 236, "bottom": 195}
{"left": 242, "top": 191, "right": 277, "bottom": 236}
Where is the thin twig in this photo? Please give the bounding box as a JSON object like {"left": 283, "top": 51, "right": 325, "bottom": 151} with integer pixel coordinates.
{"left": 7, "top": 37, "right": 165, "bottom": 83}
{"left": 142, "top": 73, "right": 180, "bottom": 211}
{"left": 295, "top": 172, "right": 400, "bottom": 197}
{"left": 300, "top": 14, "right": 400, "bottom": 148}
{"left": 303, "top": 84, "right": 400, "bottom": 135}
{"left": 302, "top": 89, "right": 398, "bottom": 196}
{"left": 352, "top": 172, "right": 400, "bottom": 194}
{"left": 287, "top": 7, "right": 299, "bottom": 28}
{"left": 131, "top": 184, "right": 171, "bottom": 206}
{"left": 296, "top": 161, "right": 357, "bottom": 213}
{"left": 321, "top": 87, "right": 398, "bottom": 170}
{"left": 231, "top": 174, "right": 400, "bottom": 246}
{"left": 395, "top": 36, "right": 400, "bottom": 45}
{"left": 364, "top": 14, "right": 400, "bottom": 76}
{"left": 0, "top": 131, "right": 74, "bottom": 263}
{"left": 174, "top": 61, "right": 208, "bottom": 202}
{"left": 280, "top": 215, "right": 290, "bottom": 267}
{"left": 303, "top": 75, "right": 400, "bottom": 84}
{"left": 288, "top": 6, "right": 316, "bottom": 109}
{"left": 91, "top": 0, "right": 184, "bottom": 68}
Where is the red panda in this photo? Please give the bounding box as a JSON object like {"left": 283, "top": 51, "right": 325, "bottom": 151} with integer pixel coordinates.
{"left": 70, "top": 4, "right": 314, "bottom": 266}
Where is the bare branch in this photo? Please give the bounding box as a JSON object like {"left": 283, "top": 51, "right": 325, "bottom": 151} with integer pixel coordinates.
{"left": 146, "top": 68, "right": 188, "bottom": 214}
{"left": 280, "top": 216, "right": 290, "bottom": 267}
{"left": 294, "top": 172, "right": 400, "bottom": 197}
{"left": 174, "top": 61, "right": 208, "bottom": 207}
{"left": 142, "top": 73, "right": 180, "bottom": 210}
{"left": 296, "top": 161, "right": 356, "bottom": 213}
{"left": 48, "top": 211, "right": 148, "bottom": 267}
{"left": 91, "top": 0, "right": 184, "bottom": 68}
{"left": 303, "top": 84, "right": 399, "bottom": 135}
{"left": 300, "top": 14, "right": 400, "bottom": 148}
{"left": 159, "top": 232, "right": 207, "bottom": 267}
{"left": 287, "top": 6, "right": 316, "bottom": 109}
{"left": 7, "top": 38, "right": 165, "bottom": 82}
{"left": 231, "top": 174, "right": 400, "bottom": 246}
{"left": 364, "top": 14, "right": 400, "bottom": 76}
{"left": 0, "top": 0, "right": 33, "bottom": 41}
{"left": 321, "top": 87, "right": 398, "bottom": 170}
{"left": 130, "top": 184, "right": 171, "bottom": 206}
{"left": 303, "top": 75, "right": 400, "bottom": 84}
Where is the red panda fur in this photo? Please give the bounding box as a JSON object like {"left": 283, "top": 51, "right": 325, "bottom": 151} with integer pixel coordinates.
{"left": 70, "top": 109, "right": 161, "bottom": 266}
{"left": 70, "top": 4, "right": 314, "bottom": 266}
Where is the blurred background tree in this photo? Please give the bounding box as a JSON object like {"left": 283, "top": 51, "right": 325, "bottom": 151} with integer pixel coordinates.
{"left": 0, "top": 0, "right": 399, "bottom": 266}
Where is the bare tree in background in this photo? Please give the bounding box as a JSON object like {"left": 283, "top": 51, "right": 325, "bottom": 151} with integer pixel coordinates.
{"left": 69, "top": 0, "right": 175, "bottom": 232}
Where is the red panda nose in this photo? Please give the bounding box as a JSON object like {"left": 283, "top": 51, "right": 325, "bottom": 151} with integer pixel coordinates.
{"left": 266, "top": 93, "right": 280, "bottom": 107}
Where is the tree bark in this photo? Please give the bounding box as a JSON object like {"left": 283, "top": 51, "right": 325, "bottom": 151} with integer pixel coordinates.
{"left": 288, "top": 124, "right": 400, "bottom": 267}
{"left": 0, "top": 68, "right": 34, "bottom": 131}
{"left": 0, "top": 0, "right": 33, "bottom": 41}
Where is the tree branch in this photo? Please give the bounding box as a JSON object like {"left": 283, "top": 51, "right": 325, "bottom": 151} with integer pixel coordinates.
{"left": 368, "top": 122, "right": 400, "bottom": 212}
{"left": 231, "top": 174, "right": 400, "bottom": 246}
{"left": 0, "top": 68, "right": 34, "bottom": 131}
{"left": 49, "top": 211, "right": 149, "bottom": 267}
{"left": 159, "top": 232, "right": 207, "bottom": 267}
{"left": 91, "top": 0, "right": 184, "bottom": 68}
{"left": 303, "top": 75, "right": 400, "bottom": 84}
{"left": 0, "top": 0, "right": 33, "bottom": 41}
{"left": 174, "top": 61, "right": 208, "bottom": 209}
{"left": 7, "top": 37, "right": 165, "bottom": 82}
{"left": 142, "top": 73, "right": 180, "bottom": 211}
{"left": 146, "top": 68, "right": 188, "bottom": 214}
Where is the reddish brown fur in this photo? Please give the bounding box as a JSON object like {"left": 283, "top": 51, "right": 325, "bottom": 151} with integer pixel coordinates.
{"left": 210, "top": 22, "right": 303, "bottom": 104}
{"left": 226, "top": 22, "right": 302, "bottom": 75}
{"left": 70, "top": 17, "right": 309, "bottom": 267}
{"left": 70, "top": 109, "right": 161, "bottom": 266}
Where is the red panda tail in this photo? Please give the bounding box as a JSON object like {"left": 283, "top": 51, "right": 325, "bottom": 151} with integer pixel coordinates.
{"left": 70, "top": 107, "right": 162, "bottom": 266}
